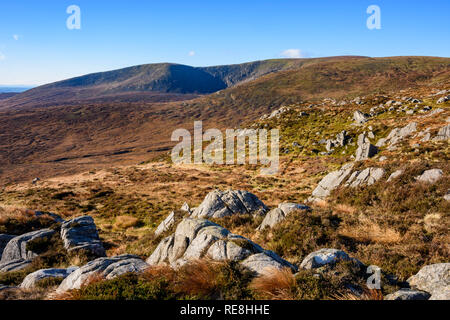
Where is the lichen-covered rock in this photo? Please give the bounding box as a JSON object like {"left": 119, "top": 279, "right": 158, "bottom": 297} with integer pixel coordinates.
{"left": 257, "top": 203, "right": 310, "bottom": 230}
{"left": 0, "top": 229, "right": 55, "bottom": 264}
{"left": 376, "top": 122, "right": 417, "bottom": 148}
{"left": 355, "top": 133, "right": 378, "bottom": 161}
{"left": 345, "top": 167, "right": 385, "bottom": 188}
{"left": 385, "top": 289, "right": 430, "bottom": 300}
{"left": 147, "top": 218, "right": 295, "bottom": 275}
{"left": 241, "top": 253, "right": 293, "bottom": 275}
{"left": 353, "top": 110, "right": 368, "bottom": 124}
{"left": 437, "top": 95, "right": 449, "bottom": 104}
{"left": 154, "top": 211, "right": 175, "bottom": 237}
{"left": 415, "top": 169, "right": 443, "bottom": 184}
{"left": 387, "top": 170, "right": 404, "bottom": 182}
{"left": 299, "top": 248, "right": 358, "bottom": 270}
{"left": 0, "top": 259, "right": 32, "bottom": 272}
{"left": 190, "top": 190, "right": 268, "bottom": 219}
{"left": 60, "top": 216, "right": 106, "bottom": 258}
{"left": 0, "top": 234, "right": 14, "bottom": 260}
{"left": 433, "top": 124, "right": 450, "bottom": 141}
{"left": 407, "top": 263, "right": 450, "bottom": 300}
{"left": 309, "top": 163, "right": 354, "bottom": 201}
{"left": 20, "top": 267, "right": 78, "bottom": 289}
{"left": 57, "top": 254, "right": 148, "bottom": 292}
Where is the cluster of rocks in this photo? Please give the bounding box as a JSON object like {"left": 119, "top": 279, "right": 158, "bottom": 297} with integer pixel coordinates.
{"left": 309, "top": 161, "right": 445, "bottom": 202}
{"left": 322, "top": 130, "right": 351, "bottom": 153}
{"left": 376, "top": 122, "right": 417, "bottom": 150}
{"left": 260, "top": 106, "right": 290, "bottom": 120}
{"left": 0, "top": 213, "right": 107, "bottom": 289}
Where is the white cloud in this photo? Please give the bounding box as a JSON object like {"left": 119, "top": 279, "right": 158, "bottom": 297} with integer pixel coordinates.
{"left": 13, "top": 34, "right": 19, "bottom": 41}
{"left": 280, "top": 49, "right": 309, "bottom": 59}
{"left": 188, "top": 51, "right": 196, "bottom": 56}
{"left": 0, "top": 52, "right": 5, "bottom": 61}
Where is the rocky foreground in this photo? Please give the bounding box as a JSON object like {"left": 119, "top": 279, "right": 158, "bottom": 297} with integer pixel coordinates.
{"left": 0, "top": 88, "right": 448, "bottom": 300}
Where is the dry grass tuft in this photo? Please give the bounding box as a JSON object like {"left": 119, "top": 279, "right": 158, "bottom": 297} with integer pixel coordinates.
{"left": 174, "top": 259, "right": 224, "bottom": 297}
{"left": 331, "top": 289, "right": 384, "bottom": 300}
{"left": 113, "top": 215, "right": 140, "bottom": 229}
{"left": 249, "top": 268, "right": 296, "bottom": 300}
{"left": 339, "top": 217, "right": 402, "bottom": 244}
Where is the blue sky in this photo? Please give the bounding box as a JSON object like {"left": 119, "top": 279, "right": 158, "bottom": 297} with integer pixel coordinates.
{"left": 0, "top": 0, "right": 449, "bottom": 85}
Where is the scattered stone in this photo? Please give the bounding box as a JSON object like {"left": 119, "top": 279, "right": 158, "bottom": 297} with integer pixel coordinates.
{"left": 0, "top": 229, "right": 55, "bottom": 264}
{"left": 300, "top": 248, "right": 360, "bottom": 270}
{"left": 415, "top": 169, "right": 443, "bottom": 184}
{"left": 190, "top": 190, "right": 268, "bottom": 219}
{"left": 433, "top": 124, "right": 450, "bottom": 141}
{"left": 58, "top": 254, "right": 149, "bottom": 292}
{"left": 376, "top": 122, "right": 417, "bottom": 148}
{"left": 385, "top": 289, "right": 431, "bottom": 300}
{"left": 60, "top": 216, "right": 106, "bottom": 258}
{"left": 180, "top": 202, "right": 191, "bottom": 213}
{"left": 355, "top": 133, "right": 378, "bottom": 161}
{"left": 345, "top": 167, "right": 385, "bottom": 188}
{"left": 444, "top": 191, "right": 450, "bottom": 202}
{"left": 407, "top": 263, "right": 450, "bottom": 300}
{"left": 353, "top": 111, "right": 368, "bottom": 124}
{"left": 309, "top": 163, "right": 354, "bottom": 201}
{"left": 20, "top": 267, "right": 78, "bottom": 289}
{"left": 378, "top": 156, "right": 387, "bottom": 162}
{"left": 437, "top": 95, "right": 449, "bottom": 104}
{"left": 257, "top": 203, "right": 311, "bottom": 230}
{"left": 387, "top": 170, "right": 403, "bottom": 182}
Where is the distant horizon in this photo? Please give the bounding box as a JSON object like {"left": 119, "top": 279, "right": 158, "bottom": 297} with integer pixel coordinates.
{"left": 1, "top": 1, "right": 449, "bottom": 86}
{"left": 1, "top": 54, "right": 449, "bottom": 88}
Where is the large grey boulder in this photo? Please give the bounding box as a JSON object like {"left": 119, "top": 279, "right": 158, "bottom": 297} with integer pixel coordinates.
{"left": 0, "top": 234, "right": 15, "bottom": 260}
{"left": 309, "top": 163, "right": 354, "bottom": 201}
{"left": 60, "top": 216, "right": 106, "bottom": 258}
{"left": 345, "top": 167, "right": 385, "bottom": 188}
{"left": 407, "top": 263, "right": 450, "bottom": 300}
{"left": 385, "top": 289, "right": 430, "bottom": 300}
{"left": 433, "top": 124, "right": 450, "bottom": 141}
{"left": 257, "top": 203, "right": 310, "bottom": 230}
{"left": 0, "top": 229, "right": 55, "bottom": 264}
{"left": 190, "top": 190, "right": 268, "bottom": 219}
{"left": 147, "top": 218, "right": 295, "bottom": 275}
{"left": 355, "top": 133, "right": 378, "bottom": 161}
{"left": 57, "top": 254, "right": 148, "bottom": 292}
{"left": 20, "top": 267, "right": 78, "bottom": 289}
{"left": 300, "top": 248, "right": 356, "bottom": 270}
{"left": 0, "top": 259, "right": 32, "bottom": 272}
{"left": 415, "top": 169, "right": 443, "bottom": 184}
{"left": 376, "top": 122, "right": 417, "bottom": 148}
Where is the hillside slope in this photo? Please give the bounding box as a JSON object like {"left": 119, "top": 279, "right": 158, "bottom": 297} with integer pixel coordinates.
{"left": 0, "top": 56, "right": 448, "bottom": 185}
{"left": 0, "top": 58, "right": 313, "bottom": 110}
